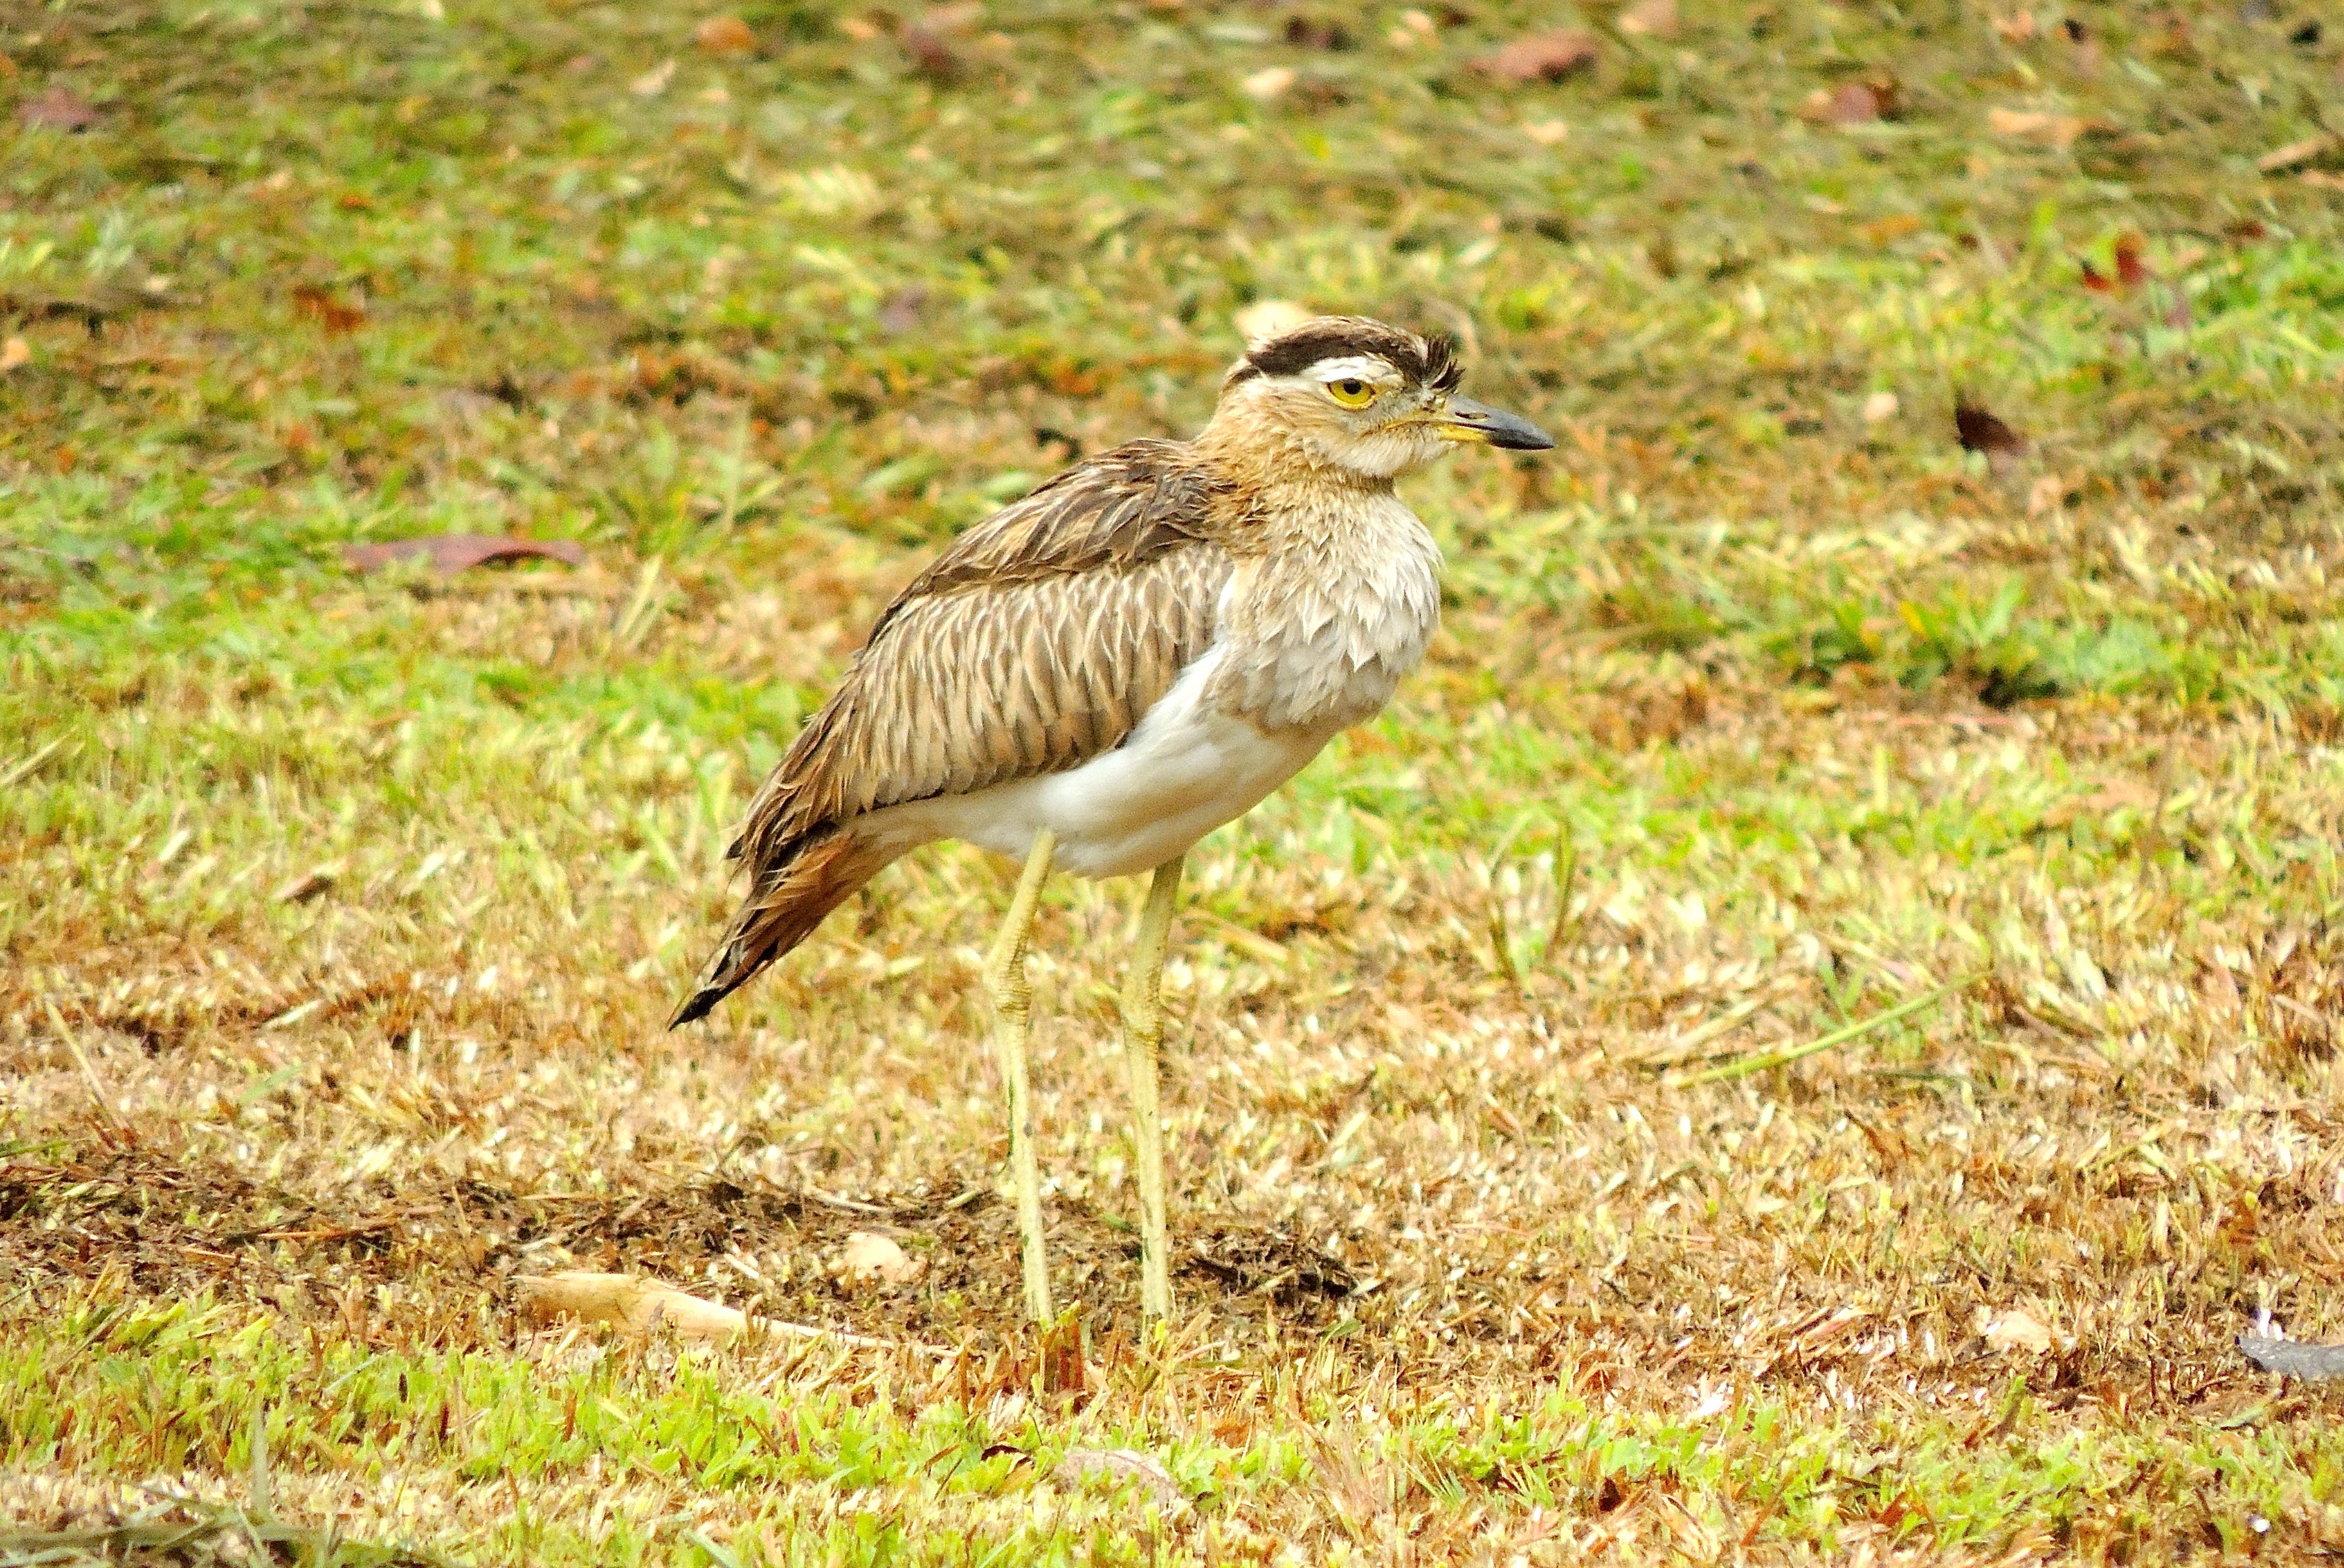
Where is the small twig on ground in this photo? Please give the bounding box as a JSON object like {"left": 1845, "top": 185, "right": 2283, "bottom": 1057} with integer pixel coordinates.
{"left": 513, "top": 1270, "right": 951, "bottom": 1357}
{"left": 0, "top": 736, "right": 71, "bottom": 790}
{"left": 1666, "top": 976, "right": 1972, "bottom": 1087}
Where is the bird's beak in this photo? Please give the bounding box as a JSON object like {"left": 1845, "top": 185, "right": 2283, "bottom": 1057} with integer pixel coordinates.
{"left": 1436, "top": 396, "right": 1554, "bottom": 451}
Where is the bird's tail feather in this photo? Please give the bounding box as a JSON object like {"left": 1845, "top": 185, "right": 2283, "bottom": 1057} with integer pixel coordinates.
{"left": 667, "top": 827, "right": 893, "bottom": 1028}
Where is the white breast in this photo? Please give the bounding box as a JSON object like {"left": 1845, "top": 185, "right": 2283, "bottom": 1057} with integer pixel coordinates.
{"left": 863, "top": 645, "right": 1333, "bottom": 878}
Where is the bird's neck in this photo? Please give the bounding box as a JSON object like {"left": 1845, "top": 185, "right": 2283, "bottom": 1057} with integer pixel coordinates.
{"left": 1189, "top": 416, "right": 1397, "bottom": 519}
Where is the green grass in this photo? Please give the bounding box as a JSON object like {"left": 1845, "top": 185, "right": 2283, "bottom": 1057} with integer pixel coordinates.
{"left": 8, "top": 1289, "right": 2338, "bottom": 1564}
{"left": 7, "top": 0, "right": 2344, "bottom": 1562}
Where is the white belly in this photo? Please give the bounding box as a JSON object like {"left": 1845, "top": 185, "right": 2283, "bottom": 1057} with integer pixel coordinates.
{"left": 860, "top": 646, "right": 1335, "bottom": 878}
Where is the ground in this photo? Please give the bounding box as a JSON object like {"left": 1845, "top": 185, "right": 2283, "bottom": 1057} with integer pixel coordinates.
{"left": 4, "top": 1, "right": 2344, "bottom": 1562}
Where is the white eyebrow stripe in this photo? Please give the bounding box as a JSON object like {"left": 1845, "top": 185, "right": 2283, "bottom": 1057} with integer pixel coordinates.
{"left": 1298, "top": 355, "right": 1403, "bottom": 387}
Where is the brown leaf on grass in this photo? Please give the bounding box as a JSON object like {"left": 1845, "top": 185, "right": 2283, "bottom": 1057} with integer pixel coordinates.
{"left": 18, "top": 86, "right": 99, "bottom": 132}
{"left": 1954, "top": 400, "right": 2026, "bottom": 457}
{"left": 2061, "top": 17, "right": 2101, "bottom": 75}
{"left": 1470, "top": 29, "right": 1600, "bottom": 84}
{"left": 1283, "top": 15, "right": 1352, "bottom": 50}
{"left": 1240, "top": 66, "right": 1297, "bottom": 102}
{"left": 343, "top": 535, "right": 588, "bottom": 575}
{"left": 1987, "top": 107, "right": 2108, "bottom": 148}
{"left": 899, "top": 24, "right": 963, "bottom": 83}
{"left": 1053, "top": 1448, "right": 1185, "bottom": 1508}
{"left": 273, "top": 865, "right": 339, "bottom": 905}
{"left": 1235, "top": 298, "right": 1313, "bottom": 346}
{"left": 694, "top": 15, "right": 757, "bottom": 54}
{"left": 833, "top": 1231, "right": 924, "bottom": 1287}
{"left": 291, "top": 284, "right": 365, "bottom": 334}
{"left": 1039, "top": 1313, "right": 1089, "bottom": 1397}
{"left": 1616, "top": 0, "right": 1679, "bottom": 39}
{"left": 0, "top": 337, "right": 27, "bottom": 374}
{"left": 2257, "top": 133, "right": 2337, "bottom": 174}
{"left": 1979, "top": 1307, "right": 2055, "bottom": 1356}
{"left": 1799, "top": 81, "right": 1892, "bottom": 126}
{"left": 2113, "top": 233, "right": 2150, "bottom": 288}
{"left": 876, "top": 285, "right": 927, "bottom": 336}
{"left": 1992, "top": 11, "right": 2037, "bottom": 44}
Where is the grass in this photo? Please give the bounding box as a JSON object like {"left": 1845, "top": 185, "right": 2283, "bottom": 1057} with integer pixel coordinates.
{"left": 5, "top": 0, "right": 2344, "bottom": 1560}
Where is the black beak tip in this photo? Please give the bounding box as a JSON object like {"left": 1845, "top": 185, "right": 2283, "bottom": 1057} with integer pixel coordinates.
{"left": 1492, "top": 424, "right": 1555, "bottom": 452}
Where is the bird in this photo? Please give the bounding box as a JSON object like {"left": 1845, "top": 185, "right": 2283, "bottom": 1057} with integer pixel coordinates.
{"left": 670, "top": 315, "right": 1553, "bottom": 1323}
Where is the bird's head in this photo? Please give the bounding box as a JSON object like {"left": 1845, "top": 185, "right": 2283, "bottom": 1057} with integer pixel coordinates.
{"left": 1212, "top": 315, "right": 1553, "bottom": 481}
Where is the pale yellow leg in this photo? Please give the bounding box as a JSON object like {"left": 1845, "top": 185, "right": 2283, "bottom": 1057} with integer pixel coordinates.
{"left": 984, "top": 827, "right": 1057, "bottom": 1324}
{"left": 1122, "top": 855, "right": 1183, "bottom": 1320}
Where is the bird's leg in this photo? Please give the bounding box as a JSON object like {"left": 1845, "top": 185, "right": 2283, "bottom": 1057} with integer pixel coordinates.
{"left": 1121, "top": 854, "right": 1184, "bottom": 1320}
{"left": 984, "top": 827, "right": 1057, "bottom": 1324}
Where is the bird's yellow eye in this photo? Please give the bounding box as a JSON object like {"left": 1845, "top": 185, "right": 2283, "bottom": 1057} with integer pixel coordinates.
{"left": 1326, "top": 378, "right": 1377, "bottom": 409}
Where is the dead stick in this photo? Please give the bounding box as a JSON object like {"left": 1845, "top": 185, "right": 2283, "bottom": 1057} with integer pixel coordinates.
{"left": 513, "top": 1271, "right": 949, "bottom": 1357}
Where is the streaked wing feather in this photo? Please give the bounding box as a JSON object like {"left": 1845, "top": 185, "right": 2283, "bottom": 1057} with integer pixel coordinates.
{"left": 734, "top": 442, "right": 1232, "bottom": 865}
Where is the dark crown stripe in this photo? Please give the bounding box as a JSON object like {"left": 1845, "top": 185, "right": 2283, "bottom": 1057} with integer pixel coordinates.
{"left": 1241, "top": 318, "right": 1463, "bottom": 390}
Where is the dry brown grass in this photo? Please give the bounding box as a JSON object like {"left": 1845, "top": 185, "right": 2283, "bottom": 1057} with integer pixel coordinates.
{"left": 8, "top": 0, "right": 2344, "bottom": 1560}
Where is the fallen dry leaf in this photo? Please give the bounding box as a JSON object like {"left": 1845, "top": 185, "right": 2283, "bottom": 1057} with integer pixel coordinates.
{"left": 1469, "top": 29, "right": 1599, "bottom": 85}
{"left": 1979, "top": 1307, "right": 2055, "bottom": 1356}
{"left": 834, "top": 1231, "right": 923, "bottom": 1287}
{"left": 2257, "top": 133, "right": 2336, "bottom": 174}
{"left": 1053, "top": 1448, "right": 1185, "bottom": 1508}
{"left": 273, "top": 865, "right": 340, "bottom": 905}
{"left": 343, "top": 535, "right": 588, "bottom": 575}
{"left": 694, "top": 15, "right": 757, "bottom": 53}
{"left": 1387, "top": 10, "right": 1436, "bottom": 48}
{"left": 17, "top": 85, "right": 99, "bottom": 132}
{"left": 1992, "top": 11, "right": 2037, "bottom": 44}
{"left": 1859, "top": 213, "right": 1924, "bottom": 246}
{"left": 0, "top": 337, "right": 28, "bottom": 374}
{"left": 628, "top": 59, "right": 677, "bottom": 97}
{"left": 1235, "top": 298, "right": 1313, "bottom": 345}
{"left": 1800, "top": 81, "right": 1887, "bottom": 126}
{"left": 1523, "top": 117, "right": 1571, "bottom": 146}
{"left": 899, "top": 24, "right": 962, "bottom": 82}
{"left": 291, "top": 284, "right": 365, "bottom": 334}
{"left": 1987, "top": 107, "right": 2102, "bottom": 148}
{"left": 1954, "top": 400, "right": 2026, "bottom": 458}
{"left": 1040, "top": 1311, "right": 1090, "bottom": 1396}
{"left": 1616, "top": 0, "right": 1678, "bottom": 39}
{"left": 1240, "top": 66, "right": 1296, "bottom": 102}
{"left": 2113, "top": 233, "right": 2150, "bottom": 288}
{"left": 876, "top": 285, "right": 927, "bottom": 336}
{"left": 1283, "top": 16, "right": 1351, "bottom": 49}
{"left": 1861, "top": 390, "right": 1899, "bottom": 424}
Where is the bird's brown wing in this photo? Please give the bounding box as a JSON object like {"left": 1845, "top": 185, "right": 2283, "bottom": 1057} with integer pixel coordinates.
{"left": 731, "top": 439, "right": 1233, "bottom": 866}
{"left": 669, "top": 442, "right": 1233, "bottom": 1026}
